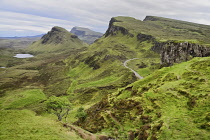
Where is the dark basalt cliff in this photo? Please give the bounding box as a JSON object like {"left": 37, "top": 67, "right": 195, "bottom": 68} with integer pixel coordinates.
{"left": 137, "top": 33, "right": 155, "bottom": 42}
{"left": 152, "top": 41, "right": 210, "bottom": 65}
{"left": 104, "top": 18, "right": 134, "bottom": 37}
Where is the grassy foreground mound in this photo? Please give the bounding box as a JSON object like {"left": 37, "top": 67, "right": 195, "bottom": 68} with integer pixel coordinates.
{"left": 0, "top": 110, "right": 82, "bottom": 140}
{"left": 0, "top": 88, "right": 83, "bottom": 140}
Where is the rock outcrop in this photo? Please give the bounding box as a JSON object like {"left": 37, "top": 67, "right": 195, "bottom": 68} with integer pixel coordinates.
{"left": 137, "top": 33, "right": 155, "bottom": 42}
{"left": 41, "top": 26, "right": 77, "bottom": 44}
{"left": 143, "top": 16, "right": 161, "bottom": 21}
{"left": 152, "top": 41, "right": 210, "bottom": 65}
{"left": 104, "top": 18, "right": 134, "bottom": 37}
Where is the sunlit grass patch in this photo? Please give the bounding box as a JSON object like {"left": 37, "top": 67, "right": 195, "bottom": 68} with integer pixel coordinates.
{"left": 0, "top": 109, "right": 82, "bottom": 140}
{"left": 1, "top": 89, "right": 46, "bottom": 109}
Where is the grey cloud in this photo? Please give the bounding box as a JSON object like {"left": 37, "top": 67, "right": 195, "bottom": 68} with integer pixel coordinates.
{"left": 0, "top": 0, "right": 210, "bottom": 36}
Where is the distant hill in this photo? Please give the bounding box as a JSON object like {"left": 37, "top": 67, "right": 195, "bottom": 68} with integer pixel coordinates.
{"left": 27, "top": 26, "right": 87, "bottom": 53}
{"left": 70, "top": 26, "right": 103, "bottom": 44}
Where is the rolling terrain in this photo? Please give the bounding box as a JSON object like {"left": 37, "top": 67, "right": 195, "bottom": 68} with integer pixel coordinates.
{"left": 0, "top": 16, "right": 210, "bottom": 139}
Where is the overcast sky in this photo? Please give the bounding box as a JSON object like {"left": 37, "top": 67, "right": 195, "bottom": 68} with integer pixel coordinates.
{"left": 0, "top": 0, "right": 210, "bottom": 37}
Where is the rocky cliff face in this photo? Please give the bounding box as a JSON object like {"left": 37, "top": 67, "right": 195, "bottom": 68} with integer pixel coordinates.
{"left": 70, "top": 27, "right": 103, "bottom": 44}
{"left": 137, "top": 33, "right": 155, "bottom": 42}
{"left": 104, "top": 18, "right": 134, "bottom": 37}
{"left": 152, "top": 41, "right": 210, "bottom": 65}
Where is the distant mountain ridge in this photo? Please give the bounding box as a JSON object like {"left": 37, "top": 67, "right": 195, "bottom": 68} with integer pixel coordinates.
{"left": 70, "top": 26, "right": 103, "bottom": 44}
{"left": 0, "top": 34, "right": 44, "bottom": 49}
{"left": 0, "top": 34, "right": 44, "bottom": 39}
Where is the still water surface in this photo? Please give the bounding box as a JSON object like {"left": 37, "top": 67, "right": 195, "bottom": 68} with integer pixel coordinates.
{"left": 13, "top": 54, "right": 34, "bottom": 58}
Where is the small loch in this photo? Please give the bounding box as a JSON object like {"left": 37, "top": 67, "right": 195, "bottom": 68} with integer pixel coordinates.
{"left": 13, "top": 54, "right": 34, "bottom": 58}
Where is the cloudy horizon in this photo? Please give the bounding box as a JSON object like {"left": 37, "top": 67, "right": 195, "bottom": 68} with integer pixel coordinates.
{"left": 1, "top": 0, "right": 210, "bottom": 37}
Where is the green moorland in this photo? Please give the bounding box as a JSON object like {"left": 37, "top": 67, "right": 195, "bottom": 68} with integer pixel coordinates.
{"left": 0, "top": 16, "right": 210, "bottom": 139}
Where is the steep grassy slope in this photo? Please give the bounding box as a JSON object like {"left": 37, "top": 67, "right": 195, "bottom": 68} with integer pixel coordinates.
{"left": 64, "top": 29, "right": 160, "bottom": 107}
{"left": 77, "top": 57, "right": 210, "bottom": 139}
{"left": 70, "top": 16, "right": 210, "bottom": 139}
{"left": 67, "top": 15, "right": 210, "bottom": 105}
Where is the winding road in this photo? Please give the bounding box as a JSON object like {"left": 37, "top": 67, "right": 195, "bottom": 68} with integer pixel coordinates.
{"left": 123, "top": 58, "right": 143, "bottom": 79}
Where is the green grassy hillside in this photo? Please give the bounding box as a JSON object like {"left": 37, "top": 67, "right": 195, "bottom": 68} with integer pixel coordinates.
{"left": 77, "top": 57, "right": 210, "bottom": 139}
{"left": 64, "top": 30, "right": 160, "bottom": 106}
{"left": 70, "top": 16, "right": 210, "bottom": 139}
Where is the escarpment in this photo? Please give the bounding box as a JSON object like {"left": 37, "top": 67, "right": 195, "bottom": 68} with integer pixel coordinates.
{"left": 104, "top": 18, "right": 134, "bottom": 37}
{"left": 152, "top": 41, "right": 210, "bottom": 65}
